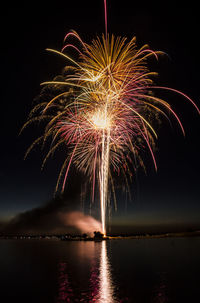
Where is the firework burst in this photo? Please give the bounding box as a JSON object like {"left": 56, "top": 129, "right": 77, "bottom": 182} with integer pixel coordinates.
{"left": 22, "top": 6, "right": 199, "bottom": 235}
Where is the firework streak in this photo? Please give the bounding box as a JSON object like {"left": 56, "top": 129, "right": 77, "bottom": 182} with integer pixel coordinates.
{"left": 22, "top": 8, "right": 199, "bottom": 235}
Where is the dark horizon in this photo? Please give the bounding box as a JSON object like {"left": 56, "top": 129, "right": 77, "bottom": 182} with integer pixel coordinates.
{"left": 1, "top": 195, "right": 200, "bottom": 236}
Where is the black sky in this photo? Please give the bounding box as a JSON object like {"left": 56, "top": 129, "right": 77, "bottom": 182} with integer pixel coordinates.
{"left": 1, "top": 1, "right": 200, "bottom": 233}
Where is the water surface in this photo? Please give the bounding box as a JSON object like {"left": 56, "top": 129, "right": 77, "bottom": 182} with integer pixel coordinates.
{"left": 0, "top": 237, "right": 200, "bottom": 302}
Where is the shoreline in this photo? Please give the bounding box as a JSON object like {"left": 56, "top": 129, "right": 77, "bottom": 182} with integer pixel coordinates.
{"left": 1, "top": 231, "right": 200, "bottom": 241}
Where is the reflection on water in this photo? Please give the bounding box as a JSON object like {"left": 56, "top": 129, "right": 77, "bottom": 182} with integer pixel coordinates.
{"left": 97, "top": 241, "right": 114, "bottom": 302}
{"left": 56, "top": 241, "right": 116, "bottom": 302}
{"left": 152, "top": 272, "right": 168, "bottom": 303}
{"left": 57, "top": 263, "right": 73, "bottom": 302}
{"left": 1, "top": 238, "right": 200, "bottom": 302}
{"left": 89, "top": 259, "right": 99, "bottom": 300}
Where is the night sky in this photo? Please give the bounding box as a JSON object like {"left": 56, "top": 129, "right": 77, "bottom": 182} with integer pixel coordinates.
{"left": 1, "top": 1, "right": 199, "bottom": 234}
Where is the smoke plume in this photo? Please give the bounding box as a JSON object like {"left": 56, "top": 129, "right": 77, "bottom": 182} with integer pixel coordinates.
{"left": 59, "top": 211, "right": 102, "bottom": 236}
{"left": 0, "top": 193, "right": 101, "bottom": 236}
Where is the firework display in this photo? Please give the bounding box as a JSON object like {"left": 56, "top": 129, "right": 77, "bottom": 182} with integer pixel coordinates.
{"left": 22, "top": 2, "right": 199, "bottom": 236}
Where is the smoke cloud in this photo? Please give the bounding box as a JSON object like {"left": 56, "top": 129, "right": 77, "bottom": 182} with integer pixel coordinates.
{"left": 0, "top": 194, "right": 101, "bottom": 236}
{"left": 59, "top": 211, "right": 102, "bottom": 236}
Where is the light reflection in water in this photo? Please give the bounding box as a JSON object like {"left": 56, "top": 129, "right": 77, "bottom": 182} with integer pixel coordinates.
{"left": 56, "top": 241, "right": 116, "bottom": 302}
{"left": 97, "top": 241, "right": 114, "bottom": 302}
{"left": 57, "top": 262, "right": 74, "bottom": 302}
{"left": 152, "top": 272, "right": 168, "bottom": 303}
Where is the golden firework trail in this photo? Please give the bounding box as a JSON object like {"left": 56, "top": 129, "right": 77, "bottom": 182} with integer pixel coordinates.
{"left": 22, "top": 1, "right": 199, "bottom": 235}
